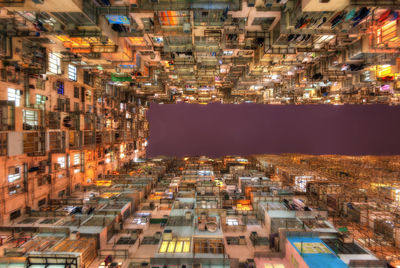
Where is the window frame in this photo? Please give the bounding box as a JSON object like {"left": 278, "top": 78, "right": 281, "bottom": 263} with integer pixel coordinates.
{"left": 8, "top": 166, "right": 21, "bottom": 183}
{"left": 8, "top": 88, "right": 21, "bottom": 107}
{"left": 36, "top": 94, "right": 46, "bottom": 105}
{"left": 73, "top": 153, "right": 80, "bottom": 165}
{"left": 49, "top": 52, "right": 61, "bottom": 74}
{"left": 23, "top": 109, "right": 39, "bottom": 129}
{"left": 68, "top": 64, "right": 77, "bottom": 81}
{"left": 57, "top": 156, "right": 66, "bottom": 169}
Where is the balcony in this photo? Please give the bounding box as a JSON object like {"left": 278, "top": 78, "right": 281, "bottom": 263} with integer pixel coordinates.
{"left": 49, "top": 131, "right": 66, "bottom": 153}
{"left": 24, "top": 132, "right": 45, "bottom": 156}
{"left": 0, "top": 101, "right": 15, "bottom": 131}
{"left": 69, "top": 131, "right": 82, "bottom": 149}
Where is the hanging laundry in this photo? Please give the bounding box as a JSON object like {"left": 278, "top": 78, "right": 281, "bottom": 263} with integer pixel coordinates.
{"left": 378, "top": 10, "right": 391, "bottom": 24}
{"left": 352, "top": 7, "right": 370, "bottom": 27}
{"left": 345, "top": 8, "right": 356, "bottom": 21}
{"left": 388, "top": 11, "right": 399, "bottom": 21}
{"left": 317, "top": 17, "right": 327, "bottom": 28}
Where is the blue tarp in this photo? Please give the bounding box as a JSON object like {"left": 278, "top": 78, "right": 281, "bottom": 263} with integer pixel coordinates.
{"left": 288, "top": 236, "right": 348, "bottom": 268}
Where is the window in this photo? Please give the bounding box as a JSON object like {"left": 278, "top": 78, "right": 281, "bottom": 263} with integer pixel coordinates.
{"left": 8, "top": 88, "right": 21, "bottom": 107}
{"left": 58, "top": 190, "right": 65, "bottom": 198}
{"left": 55, "top": 81, "right": 64, "bottom": 95}
{"left": 8, "top": 166, "right": 21, "bottom": 183}
{"left": 38, "top": 198, "right": 46, "bottom": 207}
{"left": 0, "top": 102, "right": 15, "bottom": 131}
{"left": 23, "top": 110, "right": 39, "bottom": 130}
{"left": 85, "top": 89, "right": 92, "bottom": 102}
{"left": 49, "top": 52, "right": 61, "bottom": 74}
{"left": 57, "top": 157, "right": 65, "bottom": 169}
{"left": 24, "top": 132, "right": 44, "bottom": 154}
{"left": 226, "top": 218, "right": 239, "bottom": 226}
{"left": 38, "top": 176, "right": 49, "bottom": 187}
{"left": 0, "top": 133, "right": 6, "bottom": 156}
{"left": 223, "top": 50, "right": 233, "bottom": 56}
{"left": 83, "top": 71, "right": 93, "bottom": 86}
{"left": 73, "top": 153, "right": 80, "bottom": 165}
{"left": 36, "top": 94, "right": 46, "bottom": 105}
{"left": 68, "top": 64, "right": 77, "bottom": 81}
{"left": 74, "top": 87, "right": 80, "bottom": 98}
{"left": 10, "top": 209, "right": 21, "bottom": 221}
{"left": 8, "top": 184, "right": 21, "bottom": 196}
{"left": 49, "top": 132, "right": 65, "bottom": 152}
{"left": 193, "top": 238, "right": 224, "bottom": 254}
{"left": 159, "top": 237, "right": 191, "bottom": 253}
{"left": 132, "top": 216, "right": 147, "bottom": 225}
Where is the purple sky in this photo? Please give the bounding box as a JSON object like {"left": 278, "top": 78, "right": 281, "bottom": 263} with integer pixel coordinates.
{"left": 146, "top": 103, "right": 400, "bottom": 157}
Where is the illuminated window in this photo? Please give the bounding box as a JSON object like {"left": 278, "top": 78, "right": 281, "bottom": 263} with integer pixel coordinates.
{"left": 8, "top": 184, "right": 21, "bottom": 196}
{"left": 57, "top": 157, "right": 65, "bottom": 169}
{"left": 73, "top": 153, "right": 80, "bottom": 165}
{"left": 294, "top": 176, "right": 313, "bottom": 192}
{"left": 159, "top": 238, "right": 191, "bottom": 253}
{"left": 8, "top": 88, "right": 21, "bottom": 107}
{"left": 133, "top": 217, "right": 147, "bottom": 225}
{"left": 49, "top": 52, "right": 61, "bottom": 74}
{"left": 23, "top": 110, "right": 39, "bottom": 130}
{"left": 226, "top": 218, "right": 239, "bottom": 226}
{"left": 8, "top": 166, "right": 21, "bottom": 183}
{"left": 36, "top": 94, "right": 46, "bottom": 105}
{"left": 68, "top": 64, "right": 77, "bottom": 81}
